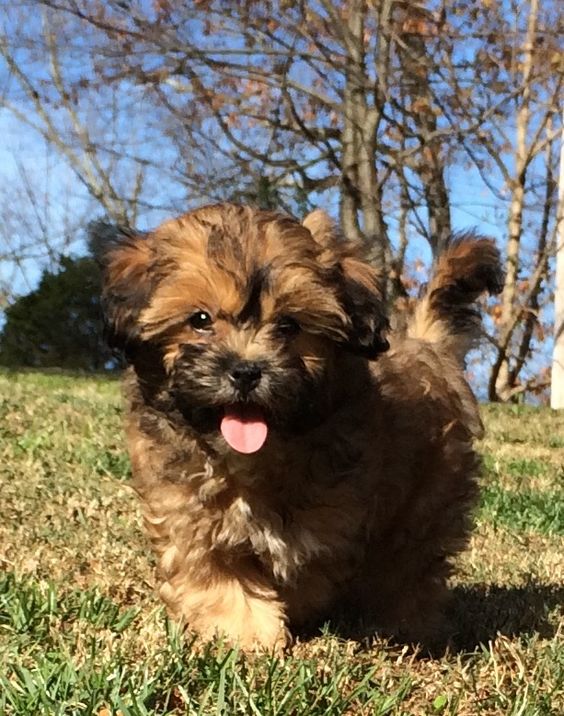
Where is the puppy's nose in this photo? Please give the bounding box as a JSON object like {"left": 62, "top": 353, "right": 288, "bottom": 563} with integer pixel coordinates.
{"left": 228, "top": 361, "right": 262, "bottom": 395}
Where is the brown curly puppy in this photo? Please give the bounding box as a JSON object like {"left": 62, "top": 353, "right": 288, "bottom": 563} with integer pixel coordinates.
{"left": 99, "top": 203, "right": 502, "bottom": 650}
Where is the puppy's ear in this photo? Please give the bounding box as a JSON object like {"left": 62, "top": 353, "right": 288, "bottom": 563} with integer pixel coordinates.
{"left": 90, "top": 221, "right": 155, "bottom": 350}
{"left": 303, "top": 210, "right": 389, "bottom": 359}
{"left": 338, "top": 255, "right": 389, "bottom": 359}
{"left": 302, "top": 209, "right": 335, "bottom": 248}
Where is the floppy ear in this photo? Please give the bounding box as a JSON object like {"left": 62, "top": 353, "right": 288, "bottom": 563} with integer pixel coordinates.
{"left": 302, "top": 209, "right": 341, "bottom": 269}
{"left": 303, "top": 210, "right": 389, "bottom": 359}
{"left": 337, "top": 255, "right": 390, "bottom": 358}
{"left": 90, "top": 221, "right": 155, "bottom": 350}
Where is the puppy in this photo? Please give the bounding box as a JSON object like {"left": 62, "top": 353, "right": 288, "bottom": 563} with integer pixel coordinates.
{"left": 99, "top": 204, "right": 501, "bottom": 650}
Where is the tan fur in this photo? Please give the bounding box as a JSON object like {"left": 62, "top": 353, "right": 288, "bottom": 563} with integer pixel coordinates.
{"left": 100, "top": 204, "right": 501, "bottom": 651}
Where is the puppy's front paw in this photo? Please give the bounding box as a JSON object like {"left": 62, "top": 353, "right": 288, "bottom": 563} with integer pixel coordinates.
{"left": 193, "top": 611, "right": 290, "bottom": 653}
{"left": 166, "top": 577, "right": 290, "bottom": 653}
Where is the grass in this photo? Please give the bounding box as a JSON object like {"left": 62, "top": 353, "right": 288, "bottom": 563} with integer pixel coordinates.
{"left": 0, "top": 369, "right": 562, "bottom": 715}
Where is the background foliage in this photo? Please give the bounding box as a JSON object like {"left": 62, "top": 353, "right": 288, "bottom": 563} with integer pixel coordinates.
{"left": 0, "top": 256, "right": 115, "bottom": 371}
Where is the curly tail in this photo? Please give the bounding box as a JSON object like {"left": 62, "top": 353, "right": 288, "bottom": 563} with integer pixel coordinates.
{"left": 407, "top": 232, "right": 503, "bottom": 362}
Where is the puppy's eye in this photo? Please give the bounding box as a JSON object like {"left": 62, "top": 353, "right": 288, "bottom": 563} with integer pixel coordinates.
{"left": 188, "top": 310, "right": 213, "bottom": 331}
{"left": 276, "top": 316, "right": 300, "bottom": 338}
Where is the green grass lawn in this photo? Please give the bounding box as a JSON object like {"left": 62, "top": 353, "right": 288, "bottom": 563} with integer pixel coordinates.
{"left": 0, "top": 370, "right": 562, "bottom": 715}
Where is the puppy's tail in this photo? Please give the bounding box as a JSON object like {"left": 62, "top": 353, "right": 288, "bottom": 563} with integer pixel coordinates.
{"left": 407, "top": 233, "right": 503, "bottom": 362}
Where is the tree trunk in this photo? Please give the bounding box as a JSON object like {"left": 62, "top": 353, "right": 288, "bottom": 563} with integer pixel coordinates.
{"left": 551, "top": 108, "right": 564, "bottom": 409}
{"left": 398, "top": 7, "right": 451, "bottom": 256}
{"left": 339, "top": 0, "right": 387, "bottom": 283}
{"left": 509, "top": 117, "right": 556, "bottom": 391}
{"left": 340, "top": 0, "right": 365, "bottom": 247}
{"left": 490, "top": 0, "right": 539, "bottom": 401}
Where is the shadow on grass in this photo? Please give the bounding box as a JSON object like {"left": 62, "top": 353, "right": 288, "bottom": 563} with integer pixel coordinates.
{"left": 449, "top": 582, "right": 564, "bottom": 650}
{"left": 299, "top": 582, "right": 563, "bottom": 656}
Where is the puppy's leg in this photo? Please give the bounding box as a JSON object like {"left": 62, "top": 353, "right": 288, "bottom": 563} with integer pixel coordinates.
{"left": 347, "top": 567, "right": 445, "bottom": 649}
{"left": 160, "top": 557, "right": 289, "bottom": 651}
{"left": 375, "top": 571, "right": 451, "bottom": 649}
{"left": 131, "top": 446, "right": 289, "bottom": 650}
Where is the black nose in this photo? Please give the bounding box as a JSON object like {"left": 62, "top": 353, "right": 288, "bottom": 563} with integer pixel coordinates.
{"left": 228, "top": 361, "right": 262, "bottom": 395}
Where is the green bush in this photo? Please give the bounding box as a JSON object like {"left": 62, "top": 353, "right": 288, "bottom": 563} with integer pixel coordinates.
{"left": 0, "top": 256, "right": 117, "bottom": 371}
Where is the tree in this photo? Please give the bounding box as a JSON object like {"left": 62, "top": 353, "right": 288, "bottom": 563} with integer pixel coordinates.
{"left": 0, "top": 255, "right": 116, "bottom": 371}
{"left": 551, "top": 108, "right": 564, "bottom": 409}
{"left": 1, "top": 0, "right": 563, "bottom": 400}
{"left": 5, "top": 1, "right": 460, "bottom": 276}
{"left": 462, "top": 0, "right": 563, "bottom": 401}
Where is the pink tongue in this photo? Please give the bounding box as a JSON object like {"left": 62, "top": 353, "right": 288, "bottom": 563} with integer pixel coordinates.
{"left": 220, "top": 407, "right": 269, "bottom": 454}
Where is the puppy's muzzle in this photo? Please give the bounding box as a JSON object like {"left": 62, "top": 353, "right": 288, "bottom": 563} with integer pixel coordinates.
{"left": 228, "top": 361, "right": 262, "bottom": 398}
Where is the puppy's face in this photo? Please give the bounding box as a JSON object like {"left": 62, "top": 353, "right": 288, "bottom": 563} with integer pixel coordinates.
{"left": 101, "top": 205, "right": 387, "bottom": 453}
